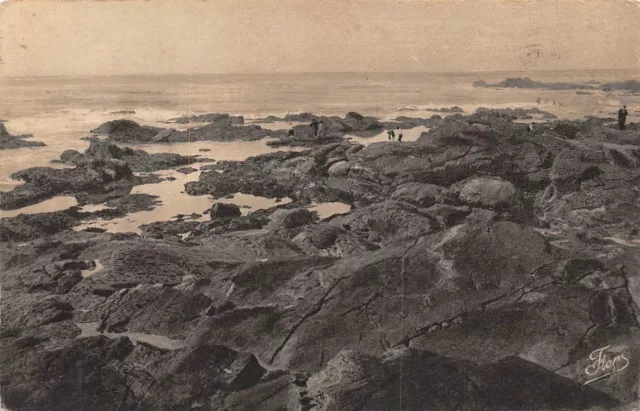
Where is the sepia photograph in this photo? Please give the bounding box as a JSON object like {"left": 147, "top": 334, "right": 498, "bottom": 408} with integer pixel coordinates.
{"left": 1, "top": 0, "right": 640, "bottom": 410}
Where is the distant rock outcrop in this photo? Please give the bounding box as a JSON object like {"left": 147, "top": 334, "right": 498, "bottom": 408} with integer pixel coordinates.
{"left": 600, "top": 80, "right": 640, "bottom": 92}
{"left": 474, "top": 77, "right": 595, "bottom": 90}
{"left": 475, "top": 77, "right": 640, "bottom": 94}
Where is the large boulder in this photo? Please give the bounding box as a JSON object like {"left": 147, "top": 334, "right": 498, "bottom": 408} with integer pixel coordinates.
{"left": 458, "top": 177, "right": 516, "bottom": 208}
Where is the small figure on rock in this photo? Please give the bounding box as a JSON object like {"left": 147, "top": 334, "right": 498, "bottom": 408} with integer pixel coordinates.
{"left": 527, "top": 123, "right": 536, "bottom": 132}
{"left": 310, "top": 119, "right": 319, "bottom": 138}
{"left": 316, "top": 120, "right": 326, "bottom": 139}
{"left": 387, "top": 129, "right": 395, "bottom": 141}
{"left": 288, "top": 123, "right": 295, "bottom": 137}
{"left": 618, "top": 105, "right": 628, "bottom": 130}
{"left": 396, "top": 126, "right": 403, "bottom": 142}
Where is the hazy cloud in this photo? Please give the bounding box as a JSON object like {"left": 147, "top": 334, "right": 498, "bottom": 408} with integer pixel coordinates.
{"left": 0, "top": 0, "right": 639, "bottom": 76}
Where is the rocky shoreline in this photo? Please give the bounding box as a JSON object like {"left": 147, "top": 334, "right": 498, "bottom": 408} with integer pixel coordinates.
{"left": 1, "top": 108, "right": 640, "bottom": 410}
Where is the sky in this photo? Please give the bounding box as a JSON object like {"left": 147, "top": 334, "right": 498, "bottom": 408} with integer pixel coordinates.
{"left": 0, "top": 0, "right": 639, "bottom": 76}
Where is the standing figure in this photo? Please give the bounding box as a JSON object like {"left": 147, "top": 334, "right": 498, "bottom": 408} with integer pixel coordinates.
{"left": 618, "top": 105, "right": 628, "bottom": 130}
{"left": 310, "top": 119, "right": 319, "bottom": 138}
{"left": 317, "top": 120, "right": 326, "bottom": 139}
{"left": 396, "top": 126, "right": 403, "bottom": 142}
{"left": 387, "top": 130, "right": 395, "bottom": 141}
{"left": 288, "top": 123, "right": 295, "bottom": 137}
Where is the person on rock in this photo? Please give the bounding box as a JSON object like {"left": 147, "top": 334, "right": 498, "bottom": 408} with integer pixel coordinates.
{"left": 396, "top": 126, "right": 403, "bottom": 142}
{"left": 387, "top": 129, "right": 395, "bottom": 141}
{"left": 288, "top": 123, "right": 295, "bottom": 137}
{"left": 618, "top": 105, "right": 628, "bottom": 130}
{"left": 310, "top": 119, "right": 319, "bottom": 138}
{"left": 317, "top": 120, "right": 326, "bottom": 139}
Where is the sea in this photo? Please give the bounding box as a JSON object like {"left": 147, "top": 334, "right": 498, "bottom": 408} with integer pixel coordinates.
{"left": 2, "top": 70, "right": 640, "bottom": 119}
{"left": 0, "top": 70, "right": 638, "bottom": 231}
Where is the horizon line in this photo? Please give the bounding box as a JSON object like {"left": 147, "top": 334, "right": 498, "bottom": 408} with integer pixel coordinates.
{"left": 1, "top": 68, "right": 640, "bottom": 79}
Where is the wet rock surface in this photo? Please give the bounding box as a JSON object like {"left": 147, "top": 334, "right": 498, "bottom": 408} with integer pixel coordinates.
{"left": 2, "top": 109, "right": 640, "bottom": 410}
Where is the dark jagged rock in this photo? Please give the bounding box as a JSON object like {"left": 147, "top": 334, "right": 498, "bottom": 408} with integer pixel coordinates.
{"left": 0, "top": 123, "right": 46, "bottom": 150}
